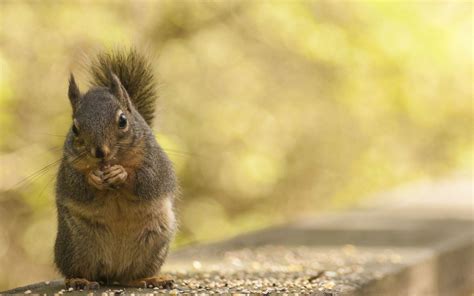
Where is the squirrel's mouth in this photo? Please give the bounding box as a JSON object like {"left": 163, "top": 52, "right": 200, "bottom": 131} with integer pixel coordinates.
{"left": 68, "top": 151, "right": 119, "bottom": 172}
{"left": 94, "top": 156, "right": 119, "bottom": 169}
{"left": 98, "top": 158, "right": 118, "bottom": 170}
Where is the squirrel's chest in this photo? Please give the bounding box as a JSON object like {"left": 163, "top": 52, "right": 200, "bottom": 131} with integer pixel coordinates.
{"left": 82, "top": 192, "right": 174, "bottom": 235}
{"left": 94, "top": 192, "right": 142, "bottom": 226}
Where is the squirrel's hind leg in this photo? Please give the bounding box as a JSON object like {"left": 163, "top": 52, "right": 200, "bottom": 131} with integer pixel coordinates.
{"left": 65, "top": 278, "right": 100, "bottom": 290}
{"left": 123, "top": 275, "right": 174, "bottom": 289}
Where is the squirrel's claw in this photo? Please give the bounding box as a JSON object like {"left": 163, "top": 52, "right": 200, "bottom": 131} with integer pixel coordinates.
{"left": 103, "top": 165, "right": 128, "bottom": 188}
{"left": 87, "top": 166, "right": 127, "bottom": 190}
{"left": 124, "top": 275, "right": 174, "bottom": 289}
{"left": 87, "top": 169, "right": 107, "bottom": 190}
{"left": 65, "top": 278, "right": 100, "bottom": 290}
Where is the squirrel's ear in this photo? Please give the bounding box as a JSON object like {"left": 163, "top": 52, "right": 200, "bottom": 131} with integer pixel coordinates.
{"left": 109, "top": 71, "right": 132, "bottom": 111}
{"left": 68, "top": 73, "right": 81, "bottom": 111}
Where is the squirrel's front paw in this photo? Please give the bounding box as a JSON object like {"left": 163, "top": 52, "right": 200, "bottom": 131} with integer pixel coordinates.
{"left": 103, "top": 165, "right": 128, "bottom": 188}
{"left": 87, "top": 169, "right": 107, "bottom": 190}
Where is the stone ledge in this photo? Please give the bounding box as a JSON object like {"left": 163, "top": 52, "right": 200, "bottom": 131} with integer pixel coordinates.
{"left": 1, "top": 175, "right": 472, "bottom": 295}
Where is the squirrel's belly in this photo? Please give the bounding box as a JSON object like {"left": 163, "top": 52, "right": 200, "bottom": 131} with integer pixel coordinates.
{"left": 95, "top": 223, "right": 159, "bottom": 281}
{"left": 66, "top": 195, "right": 176, "bottom": 281}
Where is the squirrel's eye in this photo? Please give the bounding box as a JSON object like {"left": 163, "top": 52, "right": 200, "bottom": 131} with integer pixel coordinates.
{"left": 118, "top": 113, "right": 127, "bottom": 129}
{"left": 72, "top": 123, "right": 79, "bottom": 136}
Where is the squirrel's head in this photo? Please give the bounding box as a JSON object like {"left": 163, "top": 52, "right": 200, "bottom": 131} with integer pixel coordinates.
{"left": 67, "top": 72, "right": 137, "bottom": 165}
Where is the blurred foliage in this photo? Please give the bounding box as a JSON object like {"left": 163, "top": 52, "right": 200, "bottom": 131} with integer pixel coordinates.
{"left": 0, "top": 0, "right": 472, "bottom": 290}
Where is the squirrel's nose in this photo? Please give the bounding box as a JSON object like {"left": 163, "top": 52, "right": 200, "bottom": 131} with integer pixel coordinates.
{"left": 92, "top": 146, "right": 109, "bottom": 159}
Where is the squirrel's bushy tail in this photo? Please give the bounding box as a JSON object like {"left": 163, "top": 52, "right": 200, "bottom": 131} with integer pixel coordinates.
{"left": 90, "top": 49, "right": 157, "bottom": 126}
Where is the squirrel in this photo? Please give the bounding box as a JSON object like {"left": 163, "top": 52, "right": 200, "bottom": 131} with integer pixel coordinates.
{"left": 54, "top": 49, "right": 177, "bottom": 290}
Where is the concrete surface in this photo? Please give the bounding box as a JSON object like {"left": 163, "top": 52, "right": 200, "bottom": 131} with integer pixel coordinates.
{"left": 1, "top": 174, "right": 472, "bottom": 295}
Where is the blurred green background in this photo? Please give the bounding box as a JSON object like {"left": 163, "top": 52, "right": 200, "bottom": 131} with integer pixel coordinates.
{"left": 0, "top": 0, "right": 472, "bottom": 290}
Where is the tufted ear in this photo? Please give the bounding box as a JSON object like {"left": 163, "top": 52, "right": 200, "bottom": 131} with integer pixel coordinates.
{"left": 68, "top": 73, "right": 81, "bottom": 112}
{"left": 109, "top": 71, "right": 132, "bottom": 111}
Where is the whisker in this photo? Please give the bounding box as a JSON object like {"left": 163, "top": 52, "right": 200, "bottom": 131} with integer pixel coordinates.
{"left": 66, "top": 151, "right": 88, "bottom": 166}
{"left": 35, "top": 152, "right": 87, "bottom": 199}
{"left": 9, "top": 151, "right": 87, "bottom": 192}
{"left": 36, "top": 171, "right": 56, "bottom": 200}
{"left": 162, "top": 148, "right": 196, "bottom": 157}
{"left": 47, "top": 146, "right": 64, "bottom": 152}
{"left": 114, "top": 142, "right": 197, "bottom": 157}
{"left": 37, "top": 132, "right": 67, "bottom": 138}
{"left": 9, "top": 158, "right": 63, "bottom": 191}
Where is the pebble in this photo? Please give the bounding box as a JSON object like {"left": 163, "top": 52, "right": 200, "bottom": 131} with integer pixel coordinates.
{"left": 325, "top": 271, "right": 337, "bottom": 277}
{"left": 322, "top": 281, "right": 336, "bottom": 289}
{"left": 24, "top": 290, "right": 32, "bottom": 294}
{"left": 193, "top": 261, "right": 202, "bottom": 270}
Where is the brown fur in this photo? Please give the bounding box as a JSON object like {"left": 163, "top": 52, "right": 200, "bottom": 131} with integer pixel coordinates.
{"left": 61, "top": 194, "right": 175, "bottom": 281}
{"left": 54, "top": 50, "right": 177, "bottom": 286}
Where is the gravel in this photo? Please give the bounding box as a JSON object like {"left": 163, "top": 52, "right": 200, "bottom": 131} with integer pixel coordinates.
{"left": 157, "top": 245, "right": 404, "bottom": 295}
{"left": 8, "top": 244, "right": 407, "bottom": 295}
